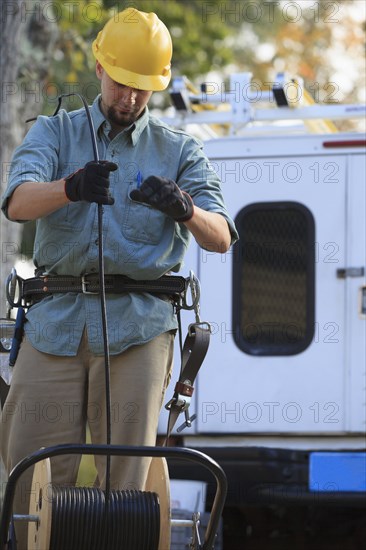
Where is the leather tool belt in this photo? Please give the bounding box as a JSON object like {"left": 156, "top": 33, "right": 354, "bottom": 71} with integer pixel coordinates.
{"left": 8, "top": 273, "right": 187, "bottom": 307}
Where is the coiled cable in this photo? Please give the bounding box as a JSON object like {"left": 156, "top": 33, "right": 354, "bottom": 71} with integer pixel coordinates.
{"left": 49, "top": 487, "right": 160, "bottom": 550}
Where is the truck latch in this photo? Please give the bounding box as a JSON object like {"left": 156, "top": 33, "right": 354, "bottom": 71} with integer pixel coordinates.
{"left": 336, "top": 267, "right": 365, "bottom": 279}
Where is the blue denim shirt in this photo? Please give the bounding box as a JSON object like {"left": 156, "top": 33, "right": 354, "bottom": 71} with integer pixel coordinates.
{"left": 2, "top": 96, "right": 238, "bottom": 356}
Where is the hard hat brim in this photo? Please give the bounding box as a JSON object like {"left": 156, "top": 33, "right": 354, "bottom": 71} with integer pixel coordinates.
{"left": 93, "top": 41, "right": 171, "bottom": 92}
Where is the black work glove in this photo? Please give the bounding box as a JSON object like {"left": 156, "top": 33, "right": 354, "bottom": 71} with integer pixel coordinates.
{"left": 130, "top": 175, "right": 194, "bottom": 222}
{"left": 64, "top": 160, "right": 118, "bottom": 205}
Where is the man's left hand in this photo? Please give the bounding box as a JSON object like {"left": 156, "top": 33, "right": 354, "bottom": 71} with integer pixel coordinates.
{"left": 130, "top": 175, "right": 194, "bottom": 222}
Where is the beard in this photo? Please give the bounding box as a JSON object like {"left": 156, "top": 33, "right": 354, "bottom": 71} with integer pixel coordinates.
{"left": 106, "top": 104, "right": 142, "bottom": 129}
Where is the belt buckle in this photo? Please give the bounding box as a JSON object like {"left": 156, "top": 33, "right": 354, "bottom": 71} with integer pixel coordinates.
{"left": 81, "top": 274, "right": 99, "bottom": 295}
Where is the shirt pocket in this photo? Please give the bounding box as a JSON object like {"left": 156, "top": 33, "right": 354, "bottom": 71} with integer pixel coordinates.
{"left": 122, "top": 182, "right": 166, "bottom": 244}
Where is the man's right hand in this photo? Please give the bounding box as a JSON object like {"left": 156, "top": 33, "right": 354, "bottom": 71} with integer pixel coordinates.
{"left": 64, "top": 160, "right": 117, "bottom": 205}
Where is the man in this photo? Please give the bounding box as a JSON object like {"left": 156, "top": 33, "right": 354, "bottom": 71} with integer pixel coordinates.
{"left": 1, "top": 7, "right": 237, "bottom": 546}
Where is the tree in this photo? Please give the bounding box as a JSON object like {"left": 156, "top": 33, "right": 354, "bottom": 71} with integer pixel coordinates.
{"left": 0, "top": 1, "right": 58, "bottom": 311}
{"left": 230, "top": 0, "right": 366, "bottom": 105}
{"left": 0, "top": 0, "right": 58, "bottom": 498}
{"left": 47, "top": 0, "right": 364, "bottom": 109}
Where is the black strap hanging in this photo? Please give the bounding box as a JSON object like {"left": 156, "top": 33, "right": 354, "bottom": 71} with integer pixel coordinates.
{"left": 164, "top": 271, "right": 211, "bottom": 442}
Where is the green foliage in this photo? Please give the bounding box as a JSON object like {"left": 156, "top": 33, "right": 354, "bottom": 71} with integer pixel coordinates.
{"left": 43, "top": 0, "right": 107, "bottom": 113}
{"left": 40, "top": 0, "right": 366, "bottom": 113}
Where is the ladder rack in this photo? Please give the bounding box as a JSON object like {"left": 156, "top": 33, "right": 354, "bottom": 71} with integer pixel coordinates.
{"left": 162, "top": 72, "right": 366, "bottom": 137}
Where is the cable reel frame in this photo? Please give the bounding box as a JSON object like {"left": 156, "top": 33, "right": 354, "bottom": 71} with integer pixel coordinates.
{"left": 0, "top": 443, "right": 227, "bottom": 550}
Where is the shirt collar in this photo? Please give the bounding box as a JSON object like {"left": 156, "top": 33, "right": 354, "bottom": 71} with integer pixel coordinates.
{"left": 90, "top": 95, "right": 106, "bottom": 134}
{"left": 90, "top": 95, "right": 149, "bottom": 146}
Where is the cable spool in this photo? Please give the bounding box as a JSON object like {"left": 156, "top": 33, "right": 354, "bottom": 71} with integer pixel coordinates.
{"left": 145, "top": 457, "right": 171, "bottom": 550}
{"left": 28, "top": 459, "right": 164, "bottom": 550}
{"left": 50, "top": 487, "right": 159, "bottom": 550}
{"left": 28, "top": 457, "right": 52, "bottom": 550}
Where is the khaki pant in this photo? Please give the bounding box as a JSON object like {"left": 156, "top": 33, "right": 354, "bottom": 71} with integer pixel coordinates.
{"left": 0, "top": 330, "right": 174, "bottom": 549}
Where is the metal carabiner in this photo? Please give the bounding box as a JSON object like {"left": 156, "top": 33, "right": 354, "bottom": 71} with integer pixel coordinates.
{"left": 182, "top": 270, "right": 201, "bottom": 320}
{"left": 6, "top": 268, "right": 23, "bottom": 309}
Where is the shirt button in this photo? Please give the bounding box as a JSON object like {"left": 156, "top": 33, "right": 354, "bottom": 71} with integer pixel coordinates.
{"left": 95, "top": 239, "right": 99, "bottom": 245}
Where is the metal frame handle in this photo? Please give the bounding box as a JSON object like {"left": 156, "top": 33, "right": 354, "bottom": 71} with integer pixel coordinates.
{"left": 0, "top": 444, "right": 227, "bottom": 550}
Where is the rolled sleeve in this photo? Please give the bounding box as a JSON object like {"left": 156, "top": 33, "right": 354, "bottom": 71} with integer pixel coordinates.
{"left": 177, "top": 137, "right": 239, "bottom": 244}
{"left": 1, "top": 116, "right": 60, "bottom": 220}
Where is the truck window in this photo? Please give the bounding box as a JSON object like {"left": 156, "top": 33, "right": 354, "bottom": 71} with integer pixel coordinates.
{"left": 233, "top": 201, "right": 315, "bottom": 356}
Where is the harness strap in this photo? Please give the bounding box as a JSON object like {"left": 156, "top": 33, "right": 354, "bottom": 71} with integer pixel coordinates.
{"left": 165, "top": 322, "right": 211, "bottom": 442}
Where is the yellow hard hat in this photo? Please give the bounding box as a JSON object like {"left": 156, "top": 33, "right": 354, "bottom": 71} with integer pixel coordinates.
{"left": 92, "top": 8, "right": 172, "bottom": 91}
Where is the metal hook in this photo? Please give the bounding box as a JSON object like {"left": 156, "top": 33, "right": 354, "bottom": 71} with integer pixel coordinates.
{"left": 6, "top": 269, "right": 23, "bottom": 310}
{"left": 182, "top": 270, "right": 201, "bottom": 320}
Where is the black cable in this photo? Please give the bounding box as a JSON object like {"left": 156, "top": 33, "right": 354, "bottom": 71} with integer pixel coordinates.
{"left": 49, "top": 487, "right": 160, "bottom": 550}
{"left": 97, "top": 202, "right": 112, "bottom": 499}
{"left": 52, "top": 93, "right": 112, "bottom": 500}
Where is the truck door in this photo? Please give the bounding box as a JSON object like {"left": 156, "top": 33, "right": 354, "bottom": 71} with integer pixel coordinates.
{"left": 197, "top": 145, "right": 353, "bottom": 434}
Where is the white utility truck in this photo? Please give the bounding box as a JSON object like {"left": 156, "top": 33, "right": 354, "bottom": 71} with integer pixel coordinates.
{"left": 159, "top": 73, "right": 366, "bottom": 544}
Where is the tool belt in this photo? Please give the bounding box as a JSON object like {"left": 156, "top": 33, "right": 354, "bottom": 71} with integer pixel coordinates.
{"left": 7, "top": 273, "right": 187, "bottom": 307}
